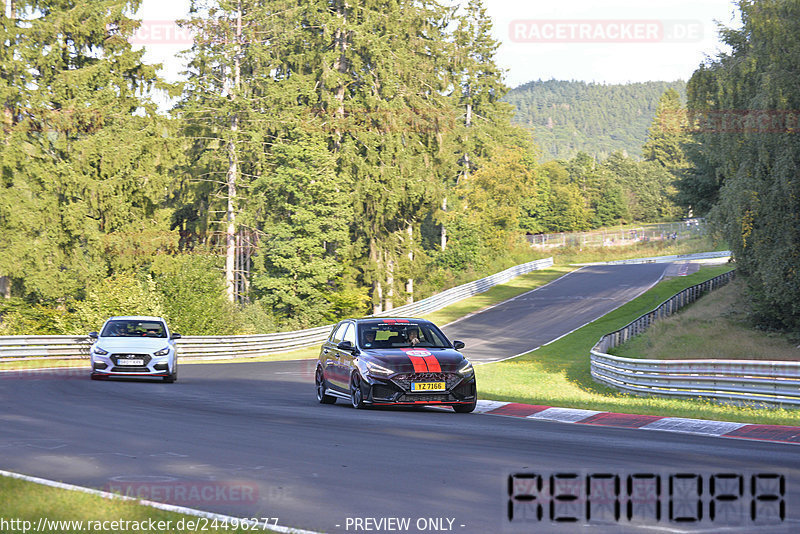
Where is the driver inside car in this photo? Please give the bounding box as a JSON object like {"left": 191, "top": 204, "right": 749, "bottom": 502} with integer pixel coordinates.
{"left": 407, "top": 327, "right": 421, "bottom": 347}
{"left": 362, "top": 330, "right": 376, "bottom": 348}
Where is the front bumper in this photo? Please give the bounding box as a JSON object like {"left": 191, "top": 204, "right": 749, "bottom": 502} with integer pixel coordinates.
{"left": 91, "top": 352, "right": 174, "bottom": 377}
{"left": 363, "top": 371, "right": 476, "bottom": 406}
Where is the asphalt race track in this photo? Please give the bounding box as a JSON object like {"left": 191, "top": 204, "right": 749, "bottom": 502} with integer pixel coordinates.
{"left": 442, "top": 263, "right": 670, "bottom": 363}
{"left": 3, "top": 264, "right": 800, "bottom": 533}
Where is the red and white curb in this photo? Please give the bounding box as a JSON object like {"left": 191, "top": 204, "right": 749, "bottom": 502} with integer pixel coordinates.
{"left": 474, "top": 401, "right": 800, "bottom": 445}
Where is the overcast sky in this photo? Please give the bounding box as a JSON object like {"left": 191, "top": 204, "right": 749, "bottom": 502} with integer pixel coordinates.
{"left": 133, "top": 0, "right": 741, "bottom": 89}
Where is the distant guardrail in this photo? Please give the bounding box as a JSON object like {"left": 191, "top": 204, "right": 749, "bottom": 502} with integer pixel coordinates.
{"left": 0, "top": 336, "right": 90, "bottom": 362}
{"left": 529, "top": 221, "right": 706, "bottom": 248}
{"left": 590, "top": 270, "right": 800, "bottom": 407}
{"left": 0, "top": 257, "right": 554, "bottom": 363}
{"left": 573, "top": 251, "right": 731, "bottom": 266}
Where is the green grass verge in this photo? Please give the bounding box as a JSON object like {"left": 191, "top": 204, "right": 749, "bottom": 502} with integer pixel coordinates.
{"left": 0, "top": 475, "right": 280, "bottom": 533}
{"left": 476, "top": 265, "right": 800, "bottom": 426}
{"left": 611, "top": 279, "right": 800, "bottom": 361}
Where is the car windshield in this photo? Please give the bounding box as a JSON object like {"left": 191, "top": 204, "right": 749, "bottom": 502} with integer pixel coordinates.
{"left": 358, "top": 321, "right": 449, "bottom": 349}
{"left": 101, "top": 320, "right": 167, "bottom": 338}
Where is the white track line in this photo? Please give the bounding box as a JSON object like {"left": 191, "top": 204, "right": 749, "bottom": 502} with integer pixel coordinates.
{"left": 0, "top": 469, "right": 322, "bottom": 534}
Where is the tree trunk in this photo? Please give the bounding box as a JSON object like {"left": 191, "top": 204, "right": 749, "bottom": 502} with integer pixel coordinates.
{"left": 385, "top": 254, "right": 394, "bottom": 311}
{"left": 440, "top": 196, "right": 447, "bottom": 251}
{"left": 406, "top": 223, "right": 413, "bottom": 303}
{"left": 462, "top": 101, "right": 472, "bottom": 183}
{"left": 332, "top": 0, "right": 348, "bottom": 149}
{"left": 370, "top": 237, "right": 383, "bottom": 314}
{"left": 2, "top": 1, "right": 15, "bottom": 135}
{"left": 225, "top": 2, "right": 242, "bottom": 304}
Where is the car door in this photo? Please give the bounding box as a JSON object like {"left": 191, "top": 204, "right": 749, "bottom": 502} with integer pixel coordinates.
{"left": 322, "top": 322, "right": 345, "bottom": 391}
{"left": 338, "top": 322, "right": 358, "bottom": 388}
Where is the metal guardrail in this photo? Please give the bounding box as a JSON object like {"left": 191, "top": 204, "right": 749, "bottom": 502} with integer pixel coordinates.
{"left": 573, "top": 251, "right": 731, "bottom": 266}
{"left": 0, "top": 336, "right": 91, "bottom": 361}
{"left": 529, "top": 221, "right": 706, "bottom": 248}
{"left": 0, "top": 257, "right": 554, "bottom": 363}
{"left": 590, "top": 270, "right": 800, "bottom": 406}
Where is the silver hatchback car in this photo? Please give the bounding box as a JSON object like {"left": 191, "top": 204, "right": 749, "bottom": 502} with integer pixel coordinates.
{"left": 89, "top": 316, "right": 181, "bottom": 382}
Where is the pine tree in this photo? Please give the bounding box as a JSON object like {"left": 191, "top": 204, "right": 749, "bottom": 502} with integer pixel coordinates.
{"left": 643, "top": 88, "right": 689, "bottom": 170}
{"left": 178, "top": 0, "right": 356, "bottom": 317}
{"left": 0, "top": 0, "right": 176, "bottom": 301}
{"left": 249, "top": 138, "right": 351, "bottom": 327}
{"left": 445, "top": 0, "right": 520, "bottom": 249}
{"left": 316, "top": 0, "right": 456, "bottom": 312}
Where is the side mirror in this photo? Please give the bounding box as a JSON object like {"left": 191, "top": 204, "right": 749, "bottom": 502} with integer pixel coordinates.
{"left": 337, "top": 340, "right": 356, "bottom": 352}
{"left": 453, "top": 340, "right": 465, "bottom": 350}
{"left": 171, "top": 333, "right": 182, "bottom": 340}
{"left": 88, "top": 332, "right": 99, "bottom": 340}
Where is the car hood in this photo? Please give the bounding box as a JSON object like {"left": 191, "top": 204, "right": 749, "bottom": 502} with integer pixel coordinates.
{"left": 95, "top": 337, "right": 172, "bottom": 352}
{"left": 359, "top": 348, "right": 467, "bottom": 373}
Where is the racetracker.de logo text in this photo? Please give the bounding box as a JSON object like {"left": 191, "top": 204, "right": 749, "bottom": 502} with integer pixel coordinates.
{"left": 509, "top": 20, "right": 703, "bottom": 43}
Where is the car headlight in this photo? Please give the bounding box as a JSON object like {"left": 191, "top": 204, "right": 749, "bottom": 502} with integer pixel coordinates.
{"left": 153, "top": 347, "right": 171, "bottom": 357}
{"left": 93, "top": 347, "right": 109, "bottom": 356}
{"left": 366, "top": 361, "right": 394, "bottom": 377}
{"left": 457, "top": 361, "right": 474, "bottom": 377}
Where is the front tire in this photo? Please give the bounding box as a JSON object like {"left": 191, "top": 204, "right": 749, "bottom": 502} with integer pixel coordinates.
{"left": 453, "top": 399, "right": 477, "bottom": 413}
{"left": 316, "top": 368, "right": 336, "bottom": 404}
{"left": 163, "top": 364, "right": 177, "bottom": 383}
{"left": 350, "top": 373, "right": 366, "bottom": 409}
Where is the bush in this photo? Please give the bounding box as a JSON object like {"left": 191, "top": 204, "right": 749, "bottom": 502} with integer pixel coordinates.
{"left": 150, "top": 254, "right": 239, "bottom": 335}
{"left": 0, "top": 298, "right": 66, "bottom": 335}
{"left": 65, "top": 274, "right": 165, "bottom": 334}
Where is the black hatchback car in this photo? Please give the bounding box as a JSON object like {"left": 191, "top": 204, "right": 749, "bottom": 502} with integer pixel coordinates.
{"left": 314, "top": 318, "right": 476, "bottom": 412}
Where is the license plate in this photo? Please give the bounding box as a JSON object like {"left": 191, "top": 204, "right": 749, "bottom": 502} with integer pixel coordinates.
{"left": 118, "top": 359, "right": 144, "bottom": 366}
{"left": 411, "top": 382, "right": 446, "bottom": 392}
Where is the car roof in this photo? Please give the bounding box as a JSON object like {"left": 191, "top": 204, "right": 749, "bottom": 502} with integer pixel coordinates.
{"left": 348, "top": 317, "right": 433, "bottom": 325}
{"left": 106, "top": 316, "right": 167, "bottom": 322}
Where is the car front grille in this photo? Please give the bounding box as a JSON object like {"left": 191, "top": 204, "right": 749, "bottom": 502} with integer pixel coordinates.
{"left": 110, "top": 366, "right": 151, "bottom": 373}
{"left": 397, "top": 393, "right": 455, "bottom": 403}
{"left": 111, "top": 354, "right": 152, "bottom": 367}
{"left": 392, "top": 372, "right": 461, "bottom": 392}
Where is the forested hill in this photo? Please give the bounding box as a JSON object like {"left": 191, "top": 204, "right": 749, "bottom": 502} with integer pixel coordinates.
{"left": 504, "top": 80, "right": 686, "bottom": 160}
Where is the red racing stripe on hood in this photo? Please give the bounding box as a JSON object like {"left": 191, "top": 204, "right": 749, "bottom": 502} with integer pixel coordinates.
{"left": 422, "top": 355, "right": 441, "bottom": 372}
{"left": 406, "top": 355, "right": 428, "bottom": 373}
{"left": 401, "top": 349, "right": 439, "bottom": 373}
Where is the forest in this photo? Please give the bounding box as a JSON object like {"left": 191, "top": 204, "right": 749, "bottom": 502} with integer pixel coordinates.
{"left": 677, "top": 0, "right": 800, "bottom": 333}
{"left": 504, "top": 79, "right": 687, "bottom": 160}
{"left": 0, "top": 0, "right": 684, "bottom": 335}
